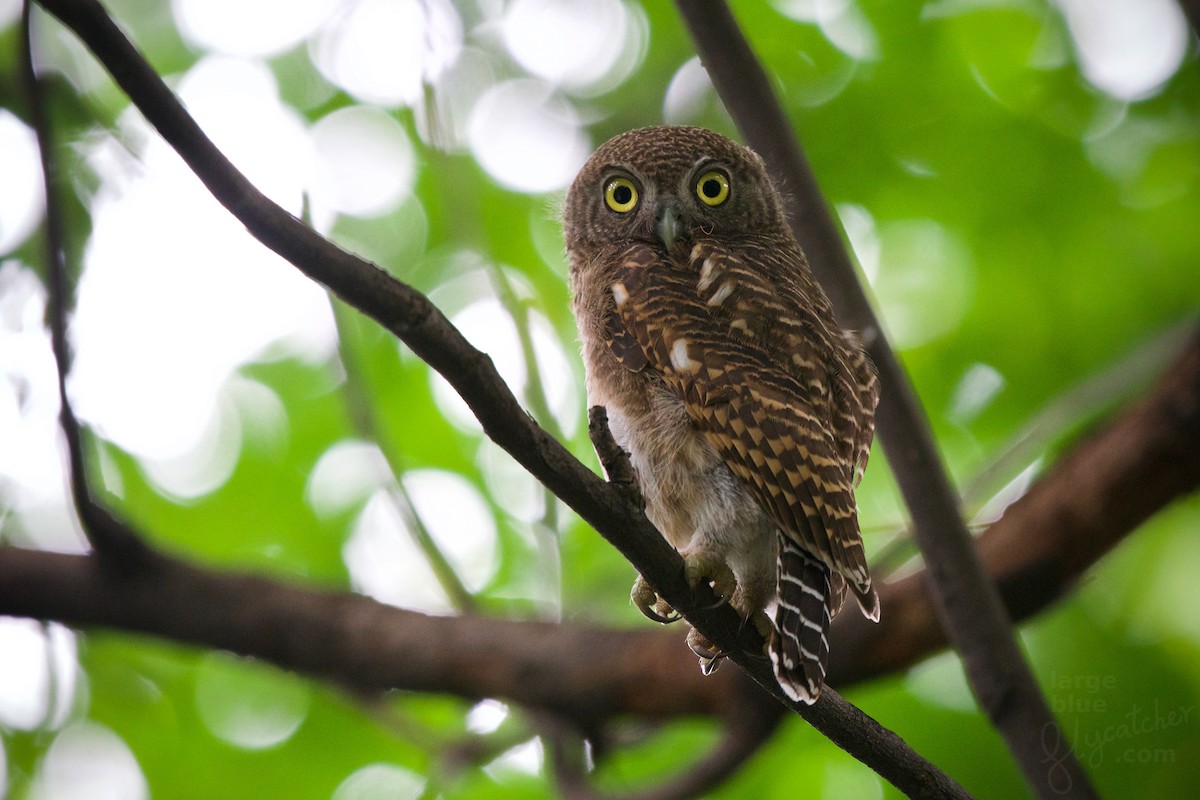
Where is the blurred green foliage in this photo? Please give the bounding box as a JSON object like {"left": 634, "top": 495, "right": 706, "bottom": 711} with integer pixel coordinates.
{"left": 2, "top": 1, "right": 1199, "bottom": 798}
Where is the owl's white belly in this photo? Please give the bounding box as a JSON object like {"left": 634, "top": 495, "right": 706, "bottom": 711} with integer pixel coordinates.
{"left": 598, "top": 379, "right": 778, "bottom": 612}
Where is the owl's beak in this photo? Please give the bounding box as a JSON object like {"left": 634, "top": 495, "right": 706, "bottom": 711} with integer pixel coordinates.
{"left": 655, "top": 204, "right": 680, "bottom": 250}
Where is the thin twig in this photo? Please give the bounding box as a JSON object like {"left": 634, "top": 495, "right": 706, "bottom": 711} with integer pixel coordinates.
{"left": 332, "top": 301, "right": 478, "bottom": 613}
{"left": 672, "top": 2, "right": 1096, "bottom": 796}
{"left": 487, "top": 265, "right": 564, "bottom": 443}
{"left": 487, "top": 264, "right": 565, "bottom": 609}
{"left": 961, "top": 320, "right": 1195, "bottom": 514}
{"left": 20, "top": 0, "right": 149, "bottom": 563}
{"left": 546, "top": 697, "right": 783, "bottom": 800}
{"left": 586, "top": 407, "right": 642, "bottom": 508}
{"left": 31, "top": 1, "right": 970, "bottom": 794}
{"left": 440, "top": 717, "right": 536, "bottom": 776}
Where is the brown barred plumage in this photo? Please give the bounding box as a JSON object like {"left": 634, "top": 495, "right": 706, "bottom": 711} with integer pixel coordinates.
{"left": 565, "top": 126, "right": 879, "bottom": 703}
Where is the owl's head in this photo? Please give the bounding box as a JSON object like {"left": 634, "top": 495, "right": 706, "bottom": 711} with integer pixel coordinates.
{"left": 563, "top": 126, "right": 787, "bottom": 253}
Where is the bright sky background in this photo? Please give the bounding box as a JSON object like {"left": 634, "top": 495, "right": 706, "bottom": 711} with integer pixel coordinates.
{"left": 0, "top": 0, "right": 1191, "bottom": 796}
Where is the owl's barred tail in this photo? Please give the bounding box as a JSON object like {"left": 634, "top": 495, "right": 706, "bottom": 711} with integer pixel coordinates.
{"left": 771, "top": 540, "right": 841, "bottom": 704}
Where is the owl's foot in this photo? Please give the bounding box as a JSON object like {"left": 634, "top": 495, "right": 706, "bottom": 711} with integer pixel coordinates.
{"left": 690, "top": 609, "right": 773, "bottom": 674}
{"left": 631, "top": 574, "right": 680, "bottom": 624}
{"left": 682, "top": 549, "right": 737, "bottom": 608}
{"left": 686, "top": 627, "right": 728, "bottom": 675}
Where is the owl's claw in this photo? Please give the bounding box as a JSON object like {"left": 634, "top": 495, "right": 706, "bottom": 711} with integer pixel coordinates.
{"left": 687, "top": 612, "right": 773, "bottom": 675}
{"left": 682, "top": 549, "right": 737, "bottom": 606}
{"left": 686, "top": 627, "right": 728, "bottom": 675}
{"left": 631, "top": 574, "right": 680, "bottom": 624}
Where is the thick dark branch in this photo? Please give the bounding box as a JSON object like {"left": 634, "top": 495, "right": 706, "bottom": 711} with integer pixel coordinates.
{"left": 673, "top": 2, "right": 1095, "bottom": 796}
{"left": 0, "top": 541, "right": 964, "bottom": 800}
{"left": 0, "top": 546, "right": 731, "bottom": 724}
{"left": 31, "top": 1, "right": 965, "bottom": 795}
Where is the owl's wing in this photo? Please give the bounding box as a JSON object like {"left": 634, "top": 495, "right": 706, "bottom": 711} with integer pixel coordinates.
{"left": 844, "top": 332, "right": 879, "bottom": 488}
{"left": 607, "top": 242, "right": 875, "bottom": 613}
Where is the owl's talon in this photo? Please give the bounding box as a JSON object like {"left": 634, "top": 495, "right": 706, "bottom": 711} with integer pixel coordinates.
{"left": 682, "top": 549, "right": 737, "bottom": 605}
{"left": 631, "top": 574, "right": 680, "bottom": 624}
{"left": 686, "top": 627, "right": 728, "bottom": 674}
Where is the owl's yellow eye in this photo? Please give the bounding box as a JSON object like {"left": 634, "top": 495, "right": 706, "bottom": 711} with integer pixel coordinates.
{"left": 604, "top": 177, "right": 639, "bottom": 213}
{"left": 695, "top": 170, "right": 730, "bottom": 207}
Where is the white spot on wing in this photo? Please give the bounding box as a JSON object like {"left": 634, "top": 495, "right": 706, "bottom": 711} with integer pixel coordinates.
{"left": 707, "top": 281, "right": 734, "bottom": 307}
{"left": 669, "top": 338, "right": 696, "bottom": 372}
{"left": 611, "top": 281, "right": 629, "bottom": 310}
{"left": 697, "top": 256, "right": 717, "bottom": 290}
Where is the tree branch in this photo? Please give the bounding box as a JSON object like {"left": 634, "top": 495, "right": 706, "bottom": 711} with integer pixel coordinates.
{"left": 29, "top": 1, "right": 967, "bottom": 795}
{"left": 331, "top": 301, "right": 479, "bottom": 614}
{"left": 5, "top": 325, "right": 1195, "bottom": 709}
{"left": 21, "top": 1, "right": 150, "bottom": 562}
{"left": 0, "top": 324, "right": 1195, "bottom": 792}
{"left": 546, "top": 700, "right": 782, "bottom": 800}
{"left": 672, "top": 2, "right": 1096, "bottom": 796}
{"left": 0, "top": 546, "right": 725, "bottom": 724}
{"left": 959, "top": 321, "right": 1193, "bottom": 515}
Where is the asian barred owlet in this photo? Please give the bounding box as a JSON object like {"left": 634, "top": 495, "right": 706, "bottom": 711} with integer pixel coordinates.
{"left": 564, "top": 126, "right": 880, "bottom": 703}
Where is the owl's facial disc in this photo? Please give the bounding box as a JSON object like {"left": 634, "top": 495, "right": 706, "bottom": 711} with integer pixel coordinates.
{"left": 655, "top": 204, "right": 681, "bottom": 250}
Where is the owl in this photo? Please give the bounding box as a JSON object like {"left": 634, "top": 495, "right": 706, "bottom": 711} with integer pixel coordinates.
{"left": 563, "top": 126, "right": 880, "bottom": 703}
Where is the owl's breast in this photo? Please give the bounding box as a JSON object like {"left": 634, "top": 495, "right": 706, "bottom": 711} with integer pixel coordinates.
{"left": 587, "top": 360, "right": 761, "bottom": 554}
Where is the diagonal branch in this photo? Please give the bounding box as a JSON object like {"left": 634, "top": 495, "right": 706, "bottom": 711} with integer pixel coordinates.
{"left": 31, "top": 0, "right": 968, "bottom": 795}
{"left": 672, "top": 2, "right": 1095, "bottom": 796}
{"left": 1, "top": 328, "right": 1196, "bottom": 735}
